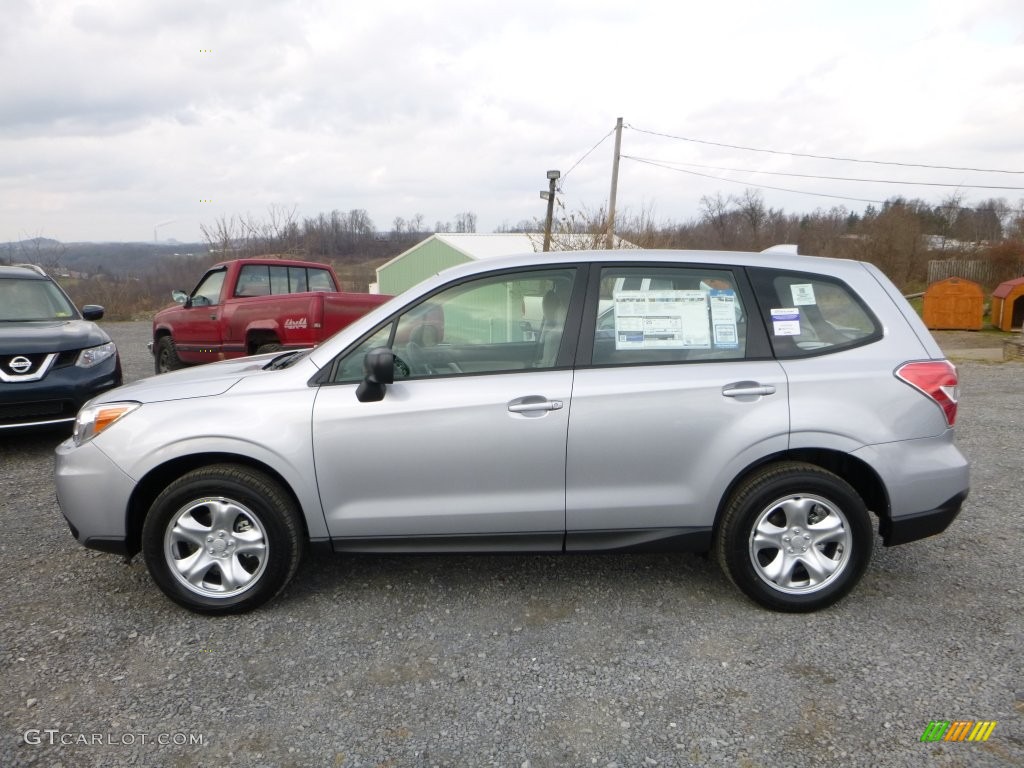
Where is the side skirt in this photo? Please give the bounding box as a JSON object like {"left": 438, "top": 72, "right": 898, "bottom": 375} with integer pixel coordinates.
{"left": 327, "top": 528, "right": 712, "bottom": 555}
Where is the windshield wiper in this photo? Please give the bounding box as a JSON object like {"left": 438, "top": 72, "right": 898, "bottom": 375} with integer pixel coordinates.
{"left": 264, "top": 350, "right": 308, "bottom": 370}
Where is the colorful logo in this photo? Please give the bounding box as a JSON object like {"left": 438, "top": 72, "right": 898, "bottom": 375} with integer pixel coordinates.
{"left": 920, "top": 720, "right": 997, "bottom": 742}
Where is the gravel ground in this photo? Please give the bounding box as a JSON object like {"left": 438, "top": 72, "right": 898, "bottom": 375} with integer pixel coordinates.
{"left": 1, "top": 321, "right": 1022, "bottom": 767}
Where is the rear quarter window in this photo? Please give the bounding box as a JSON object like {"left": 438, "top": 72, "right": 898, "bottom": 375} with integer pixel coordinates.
{"left": 749, "top": 268, "right": 882, "bottom": 358}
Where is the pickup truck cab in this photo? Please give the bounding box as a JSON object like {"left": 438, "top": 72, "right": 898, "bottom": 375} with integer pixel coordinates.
{"left": 152, "top": 258, "right": 391, "bottom": 373}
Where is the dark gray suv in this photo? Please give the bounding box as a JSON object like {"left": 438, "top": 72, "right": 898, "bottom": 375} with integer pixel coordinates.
{"left": 0, "top": 264, "right": 122, "bottom": 431}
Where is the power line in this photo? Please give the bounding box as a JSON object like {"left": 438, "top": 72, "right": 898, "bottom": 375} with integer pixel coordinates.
{"left": 626, "top": 124, "right": 1024, "bottom": 175}
{"left": 624, "top": 155, "right": 1011, "bottom": 213}
{"left": 561, "top": 128, "right": 614, "bottom": 186}
{"left": 623, "top": 156, "right": 906, "bottom": 206}
{"left": 621, "top": 155, "right": 1024, "bottom": 191}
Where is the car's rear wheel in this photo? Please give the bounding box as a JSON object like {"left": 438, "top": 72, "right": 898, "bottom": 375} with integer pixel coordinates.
{"left": 141, "top": 464, "right": 303, "bottom": 614}
{"left": 255, "top": 342, "right": 282, "bottom": 355}
{"left": 716, "top": 462, "right": 872, "bottom": 612}
{"left": 154, "top": 336, "right": 185, "bottom": 374}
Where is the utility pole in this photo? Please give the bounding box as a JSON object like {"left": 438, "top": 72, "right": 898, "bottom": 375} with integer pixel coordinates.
{"left": 605, "top": 117, "right": 623, "bottom": 249}
{"left": 541, "top": 170, "right": 560, "bottom": 252}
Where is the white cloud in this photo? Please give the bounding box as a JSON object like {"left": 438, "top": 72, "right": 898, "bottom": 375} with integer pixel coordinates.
{"left": 1, "top": 0, "right": 1022, "bottom": 242}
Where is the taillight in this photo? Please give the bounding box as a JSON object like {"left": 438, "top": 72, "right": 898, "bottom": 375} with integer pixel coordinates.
{"left": 895, "top": 360, "right": 959, "bottom": 426}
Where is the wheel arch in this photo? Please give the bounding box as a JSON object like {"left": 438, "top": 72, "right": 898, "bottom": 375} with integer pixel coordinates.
{"left": 712, "top": 448, "right": 890, "bottom": 538}
{"left": 246, "top": 329, "right": 281, "bottom": 355}
{"left": 125, "top": 452, "right": 309, "bottom": 558}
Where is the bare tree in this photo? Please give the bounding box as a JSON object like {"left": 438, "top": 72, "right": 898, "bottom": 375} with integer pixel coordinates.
{"left": 935, "top": 192, "right": 966, "bottom": 246}
{"left": 699, "top": 193, "right": 736, "bottom": 248}
{"left": 454, "top": 212, "right": 477, "bottom": 233}
{"left": 737, "top": 189, "right": 768, "bottom": 249}
{"left": 854, "top": 200, "right": 926, "bottom": 288}
{"left": 550, "top": 202, "right": 609, "bottom": 249}
{"left": 1007, "top": 198, "right": 1024, "bottom": 241}
{"left": 200, "top": 215, "right": 242, "bottom": 256}
{"left": 346, "top": 209, "right": 375, "bottom": 237}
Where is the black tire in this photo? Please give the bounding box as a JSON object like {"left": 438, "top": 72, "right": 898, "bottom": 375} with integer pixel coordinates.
{"left": 715, "top": 461, "right": 872, "bottom": 612}
{"left": 255, "top": 342, "right": 282, "bottom": 355}
{"left": 141, "top": 464, "right": 304, "bottom": 614}
{"left": 154, "top": 335, "right": 185, "bottom": 374}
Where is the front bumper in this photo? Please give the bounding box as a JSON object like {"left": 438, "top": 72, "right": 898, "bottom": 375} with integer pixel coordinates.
{"left": 55, "top": 437, "right": 137, "bottom": 555}
{"left": 0, "top": 355, "right": 122, "bottom": 430}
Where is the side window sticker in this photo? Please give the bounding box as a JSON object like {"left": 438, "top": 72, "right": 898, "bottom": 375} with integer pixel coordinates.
{"left": 709, "top": 289, "right": 739, "bottom": 348}
{"left": 791, "top": 283, "right": 816, "bottom": 306}
{"left": 771, "top": 308, "right": 801, "bottom": 336}
{"left": 613, "top": 289, "right": 711, "bottom": 350}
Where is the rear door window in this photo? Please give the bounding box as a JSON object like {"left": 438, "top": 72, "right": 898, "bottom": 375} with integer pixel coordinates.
{"left": 589, "top": 266, "right": 753, "bottom": 365}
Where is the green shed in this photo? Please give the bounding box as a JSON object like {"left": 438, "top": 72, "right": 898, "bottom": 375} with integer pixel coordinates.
{"left": 375, "top": 232, "right": 637, "bottom": 296}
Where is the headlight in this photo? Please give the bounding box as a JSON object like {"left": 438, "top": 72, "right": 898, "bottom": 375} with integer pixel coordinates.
{"left": 76, "top": 342, "right": 117, "bottom": 368}
{"left": 72, "top": 401, "right": 140, "bottom": 446}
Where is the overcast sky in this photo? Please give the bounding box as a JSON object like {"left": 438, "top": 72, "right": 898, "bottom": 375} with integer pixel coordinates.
{"left": 2, "top": 0, "right": 1023, "bottom": 244}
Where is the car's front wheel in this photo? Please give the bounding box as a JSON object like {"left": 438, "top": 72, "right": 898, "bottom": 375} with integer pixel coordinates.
{"left": 716, "top": 462, "right": 872, "bottom": 612}
{"left": 141, "top": 464, "right": 303, "bottom": 614}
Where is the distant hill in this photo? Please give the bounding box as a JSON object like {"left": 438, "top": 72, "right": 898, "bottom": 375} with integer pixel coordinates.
{"left": 0, "top": 239, "right": 210, "bottom": 277}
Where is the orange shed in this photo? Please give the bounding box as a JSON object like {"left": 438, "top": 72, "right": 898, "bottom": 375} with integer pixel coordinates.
{"left": 991, "top": 277, "right": 1024, "bottom": 331}
{"left": 922, "top": 277, "right": 984, "bottom": 331}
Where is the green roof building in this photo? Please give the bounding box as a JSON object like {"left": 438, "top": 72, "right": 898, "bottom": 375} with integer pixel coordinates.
{"left": 375, "top": 232, "right": 637, "bottom": 296}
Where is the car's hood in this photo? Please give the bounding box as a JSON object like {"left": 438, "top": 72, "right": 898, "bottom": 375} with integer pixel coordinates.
{"left": 94, "top": 355, "right": 276, "bottom": 405}
{"left": 0, "top": 320, "right": 109, "bottom": 353}
{"left": 151, "top": 304, "right": 181, "bottom": 324}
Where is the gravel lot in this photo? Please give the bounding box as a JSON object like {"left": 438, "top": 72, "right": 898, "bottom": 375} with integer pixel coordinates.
{"left": 2, "top": 321, "right": 1022, "bottom": 767}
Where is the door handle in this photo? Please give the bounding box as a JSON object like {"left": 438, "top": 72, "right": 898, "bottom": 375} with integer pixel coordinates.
{"left": 508, "top": 399, "right": 563, "bottom": 413}
{"left": 722, "top": 383, "right": 777, "bottom": 398}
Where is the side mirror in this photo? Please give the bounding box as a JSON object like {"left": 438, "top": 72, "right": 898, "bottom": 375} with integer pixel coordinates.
{"left": 172, "top": 290, "right": 189, "bottom": 306}
{"left": 81, "top": 305, "right": 105, "bottom": 321}
{"left": 355, "top": 346, "right": 395, "bottom": 402}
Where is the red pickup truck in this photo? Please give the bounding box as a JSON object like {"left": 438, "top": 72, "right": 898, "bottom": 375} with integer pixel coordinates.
{"left": 152, "top": 258, "right": 391, "bottom": 373}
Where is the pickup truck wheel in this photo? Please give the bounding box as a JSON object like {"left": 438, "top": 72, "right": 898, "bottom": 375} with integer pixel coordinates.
{"left": 255, "top": 342, "right": 282, "bottom": 355}
{"left": 141, "top": 464, "right": 303, "bottom": 614}
{"left": 155, "top": 336, "right": 185, "bottom": 374}
{"left": 716, "top": 462, "right": 872, "bottom": 613}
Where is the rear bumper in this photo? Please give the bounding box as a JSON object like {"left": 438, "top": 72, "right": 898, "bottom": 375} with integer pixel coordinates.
{"left": 879, "top": 490, "right": 968, "bottom": 546}
{"left": 851, "top": 432, "right": 969, "bottom": 546}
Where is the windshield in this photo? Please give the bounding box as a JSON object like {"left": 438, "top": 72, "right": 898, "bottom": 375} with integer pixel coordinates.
{"left": 0, "top": 278, "right": 78, "bottom": 321}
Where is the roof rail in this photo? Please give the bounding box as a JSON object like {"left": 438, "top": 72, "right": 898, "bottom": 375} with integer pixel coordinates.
{"left": 11, "top": 263, "right": 48, "bottom": 276}
{"left": 760, "top": 244, "right": 799, "bottom": 255}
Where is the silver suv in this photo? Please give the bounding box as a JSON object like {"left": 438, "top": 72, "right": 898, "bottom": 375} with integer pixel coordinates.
{"left": 55, "top": 248, "right": 969, "bottom": 613}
